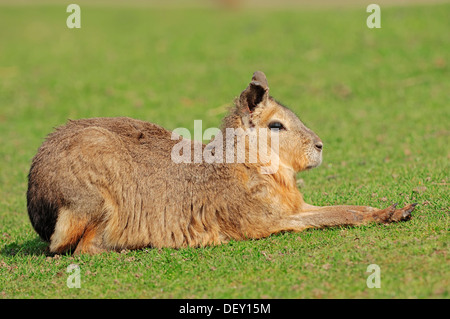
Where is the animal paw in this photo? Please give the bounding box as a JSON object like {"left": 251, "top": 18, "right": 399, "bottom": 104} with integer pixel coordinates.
{"left": 374, "top": 203, "right": 417, "bottom": 223}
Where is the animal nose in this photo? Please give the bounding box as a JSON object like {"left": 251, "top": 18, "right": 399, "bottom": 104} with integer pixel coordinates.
{"left": 314, "top": 141, "right": 323, "bottom": 151}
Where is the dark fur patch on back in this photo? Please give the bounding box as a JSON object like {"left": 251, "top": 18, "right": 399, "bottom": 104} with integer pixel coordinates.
{"left": 27, "top": 174, "right": 58, "bottom": 242}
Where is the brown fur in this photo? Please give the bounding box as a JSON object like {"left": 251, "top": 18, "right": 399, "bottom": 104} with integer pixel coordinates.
{"left": 27, "top": 71, "right": 416, "bottom": 254}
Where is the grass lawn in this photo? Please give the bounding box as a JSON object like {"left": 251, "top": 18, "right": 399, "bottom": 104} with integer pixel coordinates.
{"left": 0, "top": 2, "right": 448, "bottom": 299}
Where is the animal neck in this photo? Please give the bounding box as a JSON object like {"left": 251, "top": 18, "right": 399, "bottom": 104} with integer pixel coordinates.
{"left": 232, "top": 159, "right": 304, "bottom": 215}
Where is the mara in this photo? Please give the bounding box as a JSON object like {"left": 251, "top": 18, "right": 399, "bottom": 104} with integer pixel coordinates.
{"left": 27, "top": 71, "right": 416, "bottom": 254}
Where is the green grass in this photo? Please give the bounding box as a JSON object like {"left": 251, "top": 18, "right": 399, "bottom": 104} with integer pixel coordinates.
{"left": 0, "top": 3, "right": 449, "bottom": 299}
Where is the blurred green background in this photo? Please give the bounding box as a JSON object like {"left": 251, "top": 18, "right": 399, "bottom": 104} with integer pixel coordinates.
{"left": 0, "top": 1, "right": 448, "bottom": 298}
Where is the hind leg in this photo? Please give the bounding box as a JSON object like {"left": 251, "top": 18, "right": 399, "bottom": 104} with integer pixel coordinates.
{"left": 73, "top": 223, "right": 108, "bottom": 255}
{"left": 49, "top": 208, "right": 108, "bottom": 255}
{"left": 49, "top": 208, "right": 89, "bottom": 254}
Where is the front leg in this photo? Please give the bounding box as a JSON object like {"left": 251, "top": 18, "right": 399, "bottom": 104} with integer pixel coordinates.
{"left": 276, "top": 203, "right": 417, "bottom": 232}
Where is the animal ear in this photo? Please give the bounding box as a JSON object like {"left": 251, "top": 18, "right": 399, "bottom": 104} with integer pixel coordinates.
{"left": 239, "top": 71, "right": 269, "bottom": 113}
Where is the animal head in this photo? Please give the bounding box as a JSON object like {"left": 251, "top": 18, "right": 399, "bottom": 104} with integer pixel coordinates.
{"left": 222, "top": 71, "right": 323, "bottom": 173}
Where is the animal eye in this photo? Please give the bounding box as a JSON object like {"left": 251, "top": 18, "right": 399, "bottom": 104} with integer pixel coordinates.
{"left": 268, "top": 121, "right": 285, "bottom": 130}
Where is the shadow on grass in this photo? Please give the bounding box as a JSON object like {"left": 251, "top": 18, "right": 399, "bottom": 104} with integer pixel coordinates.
{"left": 1, "top": 237, "right": 50, "bottom": 257}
